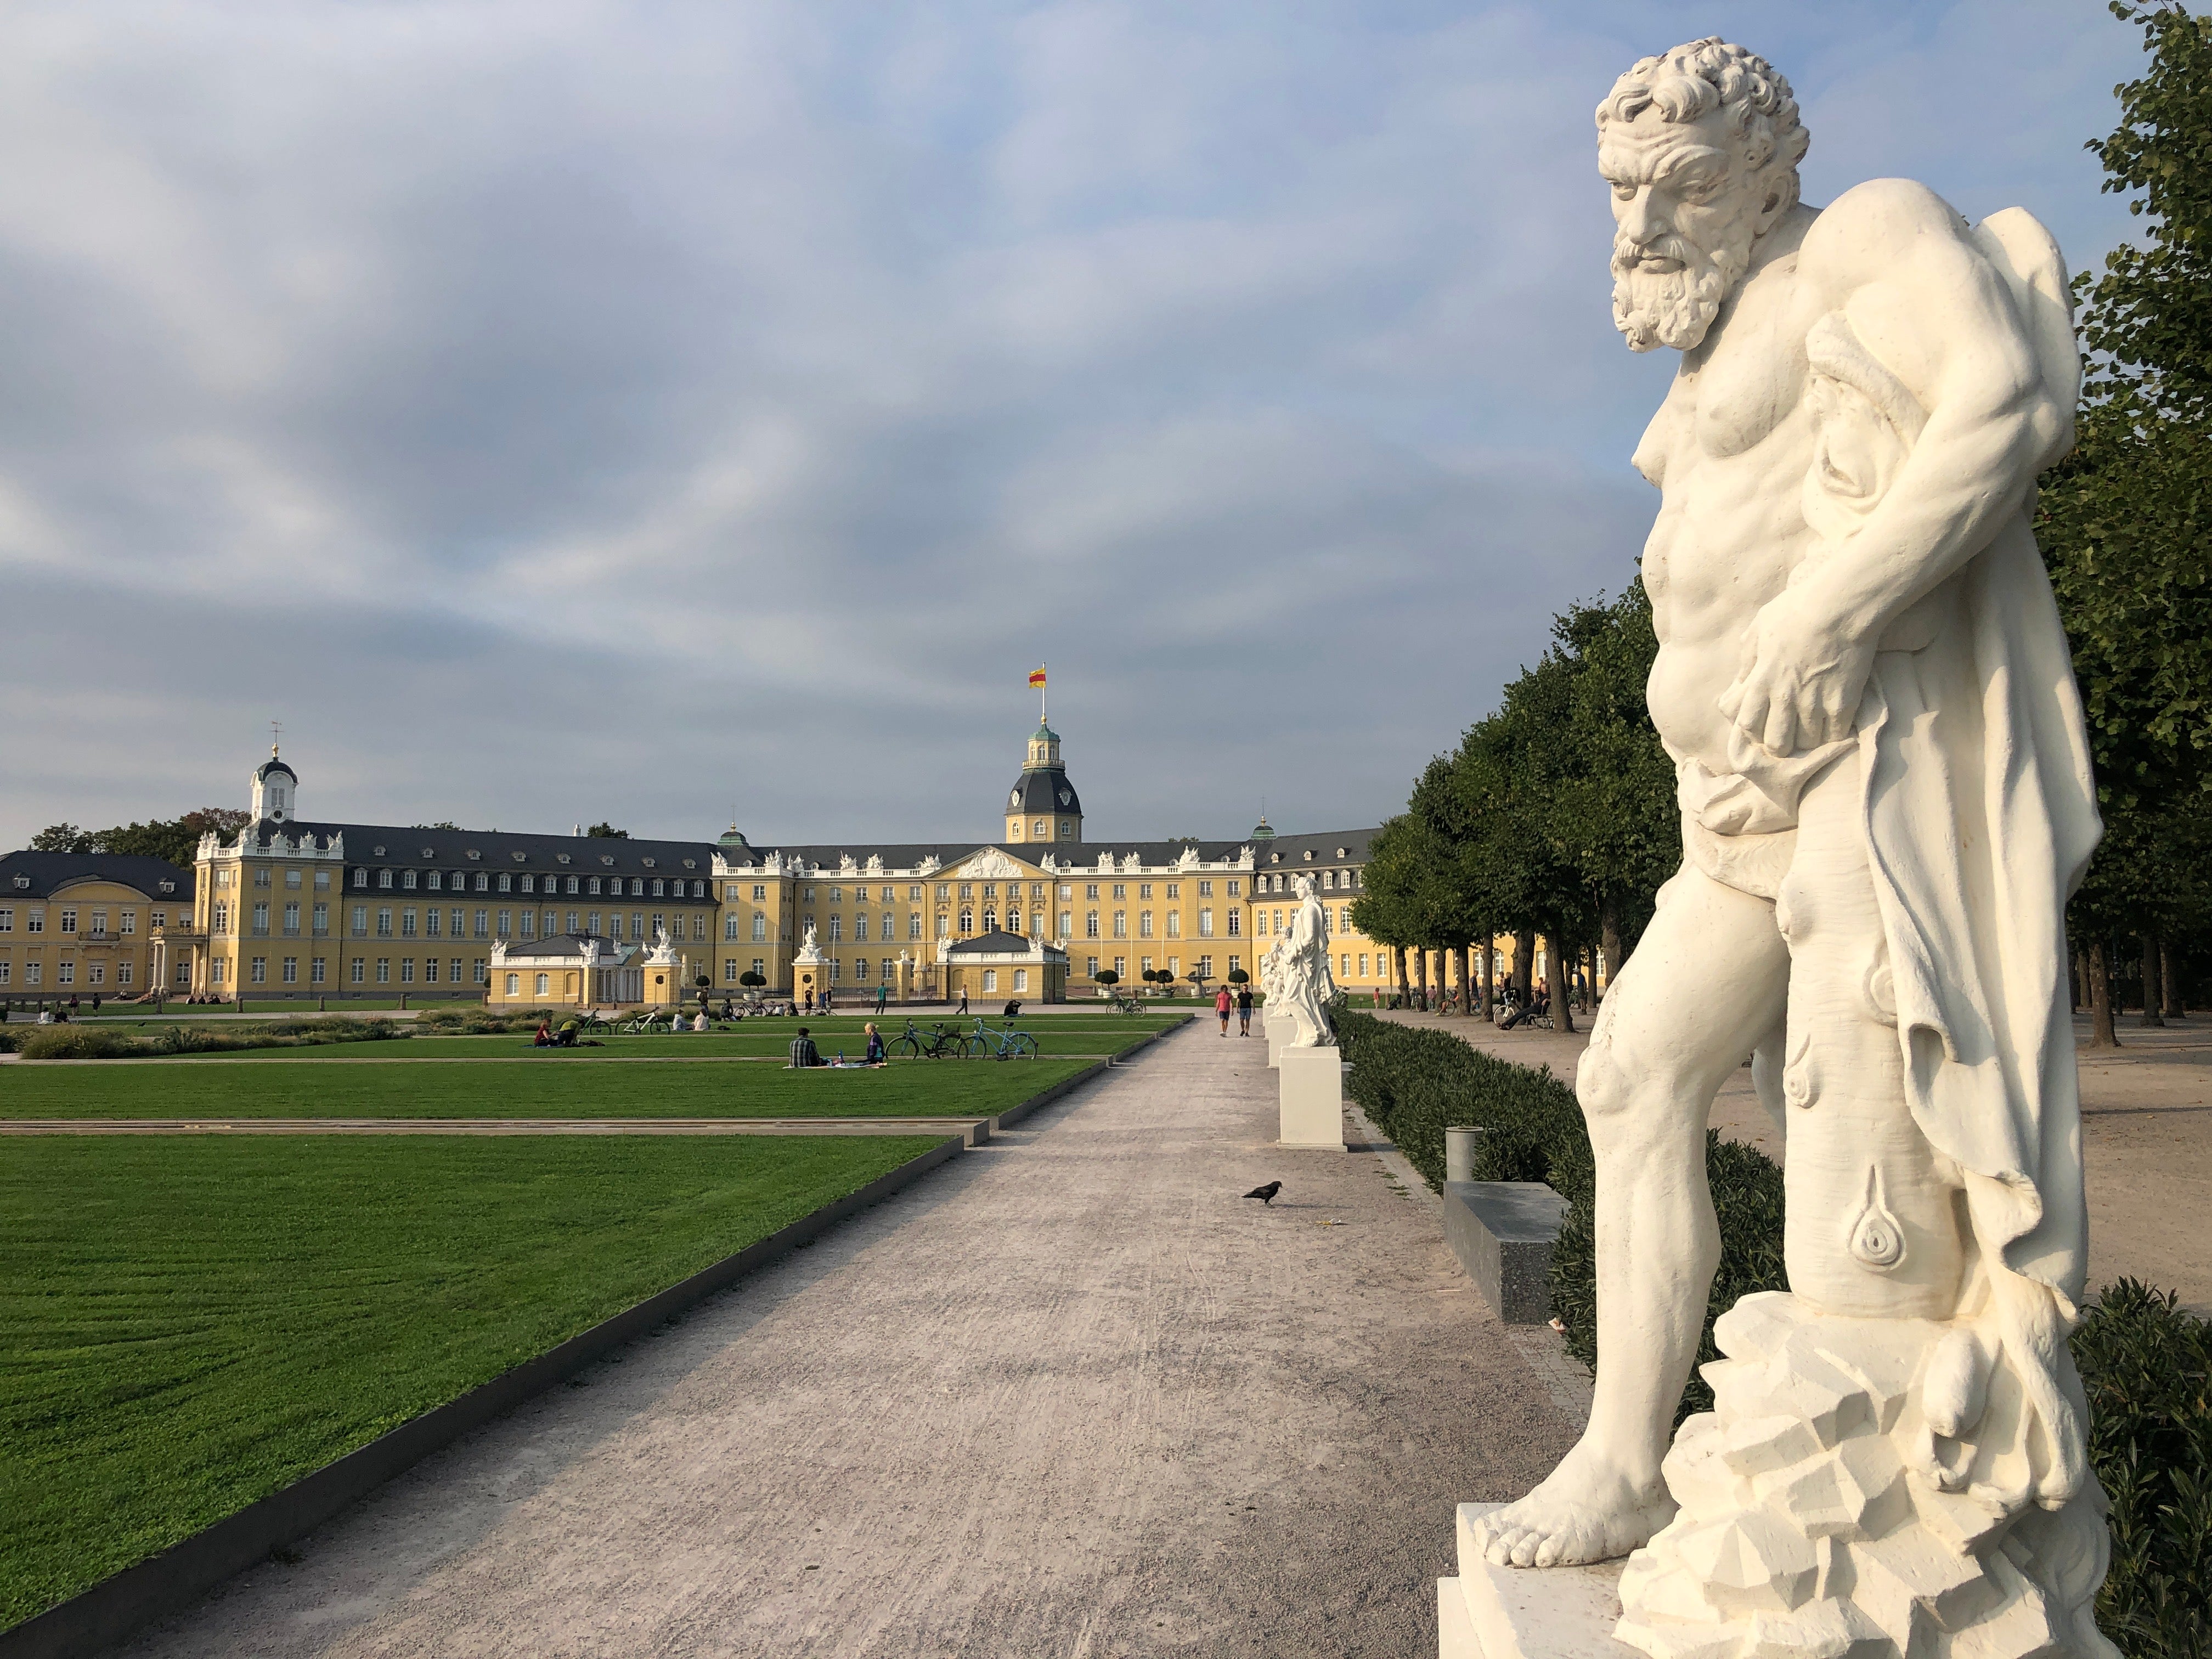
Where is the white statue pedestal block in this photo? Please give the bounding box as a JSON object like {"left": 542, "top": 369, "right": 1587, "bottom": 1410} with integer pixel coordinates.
{"left": 1440, "top": 1503, "right": 1636, "bottom": 1659}
{"left": 1277, "top": 1047, "right": 1345, "bottom": 1149}
{"left": 1263, "top": 1012, "right": 1295, "bottom": 1066}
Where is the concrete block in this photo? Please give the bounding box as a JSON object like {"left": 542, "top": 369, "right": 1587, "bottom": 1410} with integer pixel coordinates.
{"left": 1277, "top": 1046, "right": 1345, "bottom": 1149}
{"left": 1443, "top": 1181, "right": 1566, "bottom": 1324}
{"left": 1439, "top": 1503, "right": 1638, "bottom": 1658}
{"left": 1263, "top": 1012, "right": 1295, "bottom": 1066}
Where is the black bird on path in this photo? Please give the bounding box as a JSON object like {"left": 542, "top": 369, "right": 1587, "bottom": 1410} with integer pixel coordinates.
{"left": 1243, "top": 1181, "right": 1282, "bottom": 1205}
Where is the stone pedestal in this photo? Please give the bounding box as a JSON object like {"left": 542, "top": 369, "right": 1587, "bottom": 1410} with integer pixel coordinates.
{"left": 1443, "top": 1181, "right": 1567, "bottom": 1325}
{"left": 1440, "top": 1503, "right": 1637, "bottom": 1659}
{"left": 1263, "top": 1011, "right": 1295, "bottom": 1066}
{"left": 1277, "top": 1046, "right": 1345, "bottom": 1149}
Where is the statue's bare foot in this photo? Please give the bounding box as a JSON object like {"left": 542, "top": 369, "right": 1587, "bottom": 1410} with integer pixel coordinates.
{"left": 1472, "top": 1444, "right": 1675, "bottom": 1568}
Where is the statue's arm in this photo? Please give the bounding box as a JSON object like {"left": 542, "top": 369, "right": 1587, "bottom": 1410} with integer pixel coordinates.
{"left": 1721, "top": 179, "right": 2067, "bottom": 756}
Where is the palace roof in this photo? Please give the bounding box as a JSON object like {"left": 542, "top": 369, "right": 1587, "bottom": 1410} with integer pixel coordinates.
{"left": 1, "top": 850, "right": 193, "bottom": 900}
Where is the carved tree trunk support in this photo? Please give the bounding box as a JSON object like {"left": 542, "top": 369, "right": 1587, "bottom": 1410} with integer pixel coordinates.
{"left": 1616, "top": 1293, "right": 2115, "bottom": 1659}
{"left": 2085, "top": 940, "right": 2118, "bottom": 1049}
{"left": 2138, "top": 935, "right": 2164, "bottom": 1028}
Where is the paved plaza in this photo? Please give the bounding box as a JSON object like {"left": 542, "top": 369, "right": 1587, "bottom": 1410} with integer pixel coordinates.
{"left": 120, "top": 1022, "right": 1577, "bottom": 1658}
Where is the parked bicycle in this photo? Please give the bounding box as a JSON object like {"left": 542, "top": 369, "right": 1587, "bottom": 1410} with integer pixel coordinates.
{"left": 888, "top": 1019, "right": 973, "bottom": 1059}
{"left": 968, "top": 1017, "right": 1039, "bottom": 1060}
{"left": 1109, "top": 992, "right": 1146, "bottom": 1015}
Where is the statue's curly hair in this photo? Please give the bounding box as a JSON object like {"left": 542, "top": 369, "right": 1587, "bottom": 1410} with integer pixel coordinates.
{"left": 1598, "top": 38, "right": 1809, "bottom": 204}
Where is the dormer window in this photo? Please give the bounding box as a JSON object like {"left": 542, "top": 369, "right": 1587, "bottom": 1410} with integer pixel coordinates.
{"left": 641, "top": 857, "right": 656, "bottom": 868}
{"left": 600, "top": 855, "right": 614, "bottom": 866}
{"left": 467, "top": 850, "right": 482, "bottom": 860}
{"left": 373, "top": 845, "right": 386, "bottom": 856}
{"left": 557, "top": 853, "right": 571, "bottom": 865}
{"left": 420, "top": 847, "right": 435, "bottom": 859}
{"left": 683, "top": 859, "right": 696, "bottom": 870}
{"left": 511, "top": 851, "right": 526, "bottom": 862}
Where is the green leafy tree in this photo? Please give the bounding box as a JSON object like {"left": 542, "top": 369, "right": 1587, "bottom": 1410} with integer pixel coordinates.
{"left": 2040, "top": 2, "right": 2212, "bottom": 1042}
{"left": 585, "top": 823, "right": 629, "bottom": 839}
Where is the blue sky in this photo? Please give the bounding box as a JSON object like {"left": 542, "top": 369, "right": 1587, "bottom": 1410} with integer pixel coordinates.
{"left": 0, "top": 1, "right": 2152, "bottom": 851}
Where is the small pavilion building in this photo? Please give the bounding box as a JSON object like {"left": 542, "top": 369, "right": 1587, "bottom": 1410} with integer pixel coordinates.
{"left": 938, "top": 929, "right": 1067, "bottom": 1003}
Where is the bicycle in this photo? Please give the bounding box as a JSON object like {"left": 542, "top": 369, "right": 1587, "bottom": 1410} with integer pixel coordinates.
{"left": 968, "top": 1017, "right": 1039, "bottom": 1060}
{"left": 1109, "top": 992, "right": 1145, "bottom": 1015}
{"left": 888, "top": 1020, "right": 972, "bottom": 1059}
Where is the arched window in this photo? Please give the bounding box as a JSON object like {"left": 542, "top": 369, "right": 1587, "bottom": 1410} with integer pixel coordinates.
{"left": 534, "top": 972, "right": 549, "bottom": 995}
{"left": 958, "top": 909, "right": 974, "bottom": 935}
{"left": 981, "top": 908, "right": 997, "bottom": 934}
{"left": 1034, "top": 819, "right": 1046, "bottom": 836}
{"left": 505, "top": 973, "right": 520, "bottom": 996}
{"left": 1005, "top": 908, "right": 1022, "bottom": 935}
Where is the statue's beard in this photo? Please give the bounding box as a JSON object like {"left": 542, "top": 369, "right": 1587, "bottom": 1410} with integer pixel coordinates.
{"left": 1611, "top": 224, "right": 1753, "bottom": 353}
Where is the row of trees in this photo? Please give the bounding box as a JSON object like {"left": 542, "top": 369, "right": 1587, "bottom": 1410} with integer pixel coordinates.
{"left": 2040, "top": 2, "right": 2212, "bottom": 1047}
{"left": 1353, "top": 5, "right": 2212, "bottom": 1047}
{"left": 1350, "top": 583, "right": 1676, "bottom": 1030}
{"left": 30, "top": 810, "right": 250, "bottom": 869}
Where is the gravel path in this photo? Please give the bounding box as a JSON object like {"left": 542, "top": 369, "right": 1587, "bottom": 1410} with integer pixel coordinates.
{"left": 120, "top": 1020, "right": 1575, "bottom": 1658}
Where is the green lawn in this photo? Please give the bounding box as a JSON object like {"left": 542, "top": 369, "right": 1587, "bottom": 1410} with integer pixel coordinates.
{"left": 0, "top": 1134, "right": 946, "bottom": 1629}
{"left": 218, "top": 1034, "right": 1128, "bottom": 1060}
{"left": 0, "top": 1057, "right": 1097, "bottom": 1119}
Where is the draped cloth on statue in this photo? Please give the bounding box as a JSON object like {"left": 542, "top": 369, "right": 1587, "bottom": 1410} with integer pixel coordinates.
{"left": 1854, "top": 511, "right": 2101, "bottom": 1499}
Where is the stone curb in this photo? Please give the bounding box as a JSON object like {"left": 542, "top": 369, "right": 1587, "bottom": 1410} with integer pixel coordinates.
{"left": 0, "top": 1022, "right": 1186, "bottom": 1659}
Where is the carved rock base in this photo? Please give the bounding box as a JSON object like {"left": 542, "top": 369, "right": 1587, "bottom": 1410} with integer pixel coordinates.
{"left": 1615, "top": 1292, "right": 2112, "bottom": 1659}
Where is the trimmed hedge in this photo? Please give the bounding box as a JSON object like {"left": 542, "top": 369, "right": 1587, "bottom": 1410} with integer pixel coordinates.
{"left": 1336, "top": 1008, "right": 2209, "bottom": 1658}
{"left": 2075, "top": 1280, "right": 2212, "bottom": 1656}
{"left": 4, "top": 1017, "right": 405, "bottom": 1060}
{"left": 1335, "top": 1008, "right": 1780, "bottom": 1417}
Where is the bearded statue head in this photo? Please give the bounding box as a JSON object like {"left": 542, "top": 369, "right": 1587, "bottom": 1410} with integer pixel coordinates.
{"left": 1596, "top": 39, "right": 1808, "bottom": 353}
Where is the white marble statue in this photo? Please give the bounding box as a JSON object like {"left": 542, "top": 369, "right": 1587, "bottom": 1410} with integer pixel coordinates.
{"left": 1272, "top": 874, "right": 1336, "bottom": 1048}
{"left": 1468, "top": 38, "right": 2113, "bottom": 1659}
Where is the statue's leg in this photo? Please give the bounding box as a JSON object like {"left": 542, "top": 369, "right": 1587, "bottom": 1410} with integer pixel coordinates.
{"left": 1776, "top": 752, "right": 1966, "bottom": 1316}
{"left": 1476, "top": 862, "right": 1789, "bottom": 1568}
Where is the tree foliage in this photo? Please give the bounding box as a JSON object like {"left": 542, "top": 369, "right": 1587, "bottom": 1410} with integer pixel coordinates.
{"left": 1357, "top": 582, "right": 1678, "bottom": 974}
{"left": 2040, "top": 3, "right": 2212, "bottom": 963}
{"left": 26, "top": 810, "right": 250, "bottom": 867}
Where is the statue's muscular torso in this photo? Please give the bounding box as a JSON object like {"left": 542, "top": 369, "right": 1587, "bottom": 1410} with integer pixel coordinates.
{"left": 1637, "top": 204, "right": 1826, "bottom": 781}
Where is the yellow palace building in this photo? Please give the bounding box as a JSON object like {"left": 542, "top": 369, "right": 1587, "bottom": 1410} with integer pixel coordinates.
{"left": 150, "top": 713, "right": 1397, "bottom": 1007}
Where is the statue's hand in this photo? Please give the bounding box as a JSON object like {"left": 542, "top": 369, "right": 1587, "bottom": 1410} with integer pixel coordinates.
{"left": 1717, "top": 587, "right": 1875, "bottom": 757}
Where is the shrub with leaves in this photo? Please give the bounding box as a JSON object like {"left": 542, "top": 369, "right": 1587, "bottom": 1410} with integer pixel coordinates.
{"left": 2074, "top": 1279, "right": 2212, "bottom": 1659}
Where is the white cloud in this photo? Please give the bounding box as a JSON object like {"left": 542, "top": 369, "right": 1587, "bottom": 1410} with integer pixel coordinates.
{"left": 0, "top": 0, "right": 2149, "bottom": 849}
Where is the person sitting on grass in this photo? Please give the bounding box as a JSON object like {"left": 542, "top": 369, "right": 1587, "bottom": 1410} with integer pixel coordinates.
{"left": 788, "top": 1025, "right": 824, "bottom": 1068}
{"left": 533, "top": 1020, "right": 554, "bottom": 1047}
{"left": 863, "top": 1022, "right": 887, "bottom": 1066}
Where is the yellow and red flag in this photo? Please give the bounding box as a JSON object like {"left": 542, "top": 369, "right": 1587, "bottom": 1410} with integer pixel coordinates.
{"left": 1028, "top": 666, "right": 1047, "bottom": 688}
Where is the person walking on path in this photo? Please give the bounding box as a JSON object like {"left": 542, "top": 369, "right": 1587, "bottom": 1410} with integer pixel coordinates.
{"left": 875, "top": 983, "right": 889, "bottom": 1014}
{"left": 1235, "top": 985, "right": 1253, "bottom": 1036}
{"left": 956, "top": 987, "right": 969, "bottom": 1016}
{"left": 1215, "top": 985, "right": 1233, "bottom": 1036}
{"left": 787, "top": 1026, "right": 823, "bottom": 1069}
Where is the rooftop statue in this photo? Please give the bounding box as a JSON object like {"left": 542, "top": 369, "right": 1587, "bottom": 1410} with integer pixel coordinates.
{"left": 1468, "top": 38, "right": 2112, "bottom": 1659}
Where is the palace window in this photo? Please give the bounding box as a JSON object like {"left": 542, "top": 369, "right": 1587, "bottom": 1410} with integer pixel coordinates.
{"left": 1166, "top": 912, "right": 1180, "bottom": 938}
{"left": 1341, "top": 953, "right": 1351, "bottom": 979}
{"left": 983, "top": 970, "right": 998, "bottom": 994}
{"left": 1086, "top": 957, "right": 1098, "bottom": 977}
{"left": 725, "top": 959, "right": 740, "bottom": 981}
{"left": 753, "top": 959, "right": 766, "bottom": 978}
{"left": 520, "top": 912, "right": 535, "bottom": 939}
{"left": 726, "top": 915, "right": 740, "bottom": 940}
{"left": 400, "top": 959, "right": 415, "bottom": 983}
{"left": 1058, "top": 911, "right": 1071, "bottom": 937}
{"left": 1086, "top": 884, "right": 1099, "bottom": 900}
{"left": 1226, "top": 881, "right": 1240, "bottom": 896}
{"left": 1085, "top": 911, "right": 1099, "bottom": 938}
{"left": 474, "top": 910, "right": 488, "bottom": 937}
{"left": 1034, "top": 819, "right": 1047, "bottom": 836}
{"left": 423, "top": 959, "right": 439, "bottom": 982}
{"left": 829, "top": 916, "right": 843, "bottom": 941}
{"left": 316, "top": 871, "right": 331, "bottom": 890}
{"left": 936, "top": 914, "right": 949, "bottom": 938}
{"left": 285, "top": 868, "right": 303, "bottom": 890}
{"left": 426, "top": 871, "right": 442, "bottom": 891}
{"left": 26, "top": 910, "right": 43, "bottom": 934}
{"left": 754, "top": 885, "right": 767, "bottom": 901}
{"left": 60, "top": 909, "right": 77, "bottom": 934}
{"left": 0, "top": 909, "right": 9, "bottom": 932}
{"left": 535, "top": 973, "right": 550, "bottom": 996}
{"left": 403, "top": 870, "right": 417, "bottom": 890}
{"left": 400, "top": 909, "right": 417, "bottom": 937}
{"left": 853, "top": 915, "right": 868, "bottom": 941}
{"left": 567, "top": 876, "right": 580, "bottom": 895}
{"left": 311, "top": 958, "right": 326, "bottom": 984}
{"left": 313, "top": 904, "right": 328, "bottom": 935}
{"left": 281, "top": 957, "right": 298, "bottom": 984}
{"left": 1340, "top": 906, "right": 1353, "bottom": 930}
{"left": 498, "top": 873, "right": 512, "bottom": 893}
{"left": 1139, "top": 884, "right": 1152, "bottom": 900}
{"left": 1138, "top": 911, "right": 1153, "bottom": 938}
{"left": 1112, "top": 884, "right": 1126, "bottom": 901}
{"left": 567, "top": 911, "right": 579, "bottom": 933}
{"left": 1113, "top": 911, "right": 1127, "bottom": 938}
{"left": 88, "top": 963, "right": 105, "bottom": 985}
{"left": 255, "top": 867, "right": 272, "bottom": 888}
{"left": 754, "top": 915, "right": 768, "bottom": 941}
{"left": 521, "top": 876, "right": 535, "bottom": 894}
{"left": 250, "top": 957, "right": 267, "bottom": 984}
{"left": 981, "top": 909, "right": 997, "bottom": 933}
{"left": 353, "top": 869, "right": 368, "bottom": 888}
{"left": 1006, "top": 908, "right": 1022, "bottom": 934}
{"left": 652, "top": 879, "right": 665, "bottom": 897}
{"left": 1227, "top": 911, "right": 1241, "bottom": 935}
{"left": 284, "top": 902, "right": 300, "bottom": 935}
{"left": 351, "top": 958, "right": 365, "bottom": 984}
{"left": 506, "top": 973, "right": 521, "bottom": 996}
{"left": 250, "top": 904, "right": 268, "bottom": 936}
{"left": 1197, "top": 955, "right": 1214, "bottom": 979}
{"left": 958, "top": 910, "right": 974, "bottom": 935}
